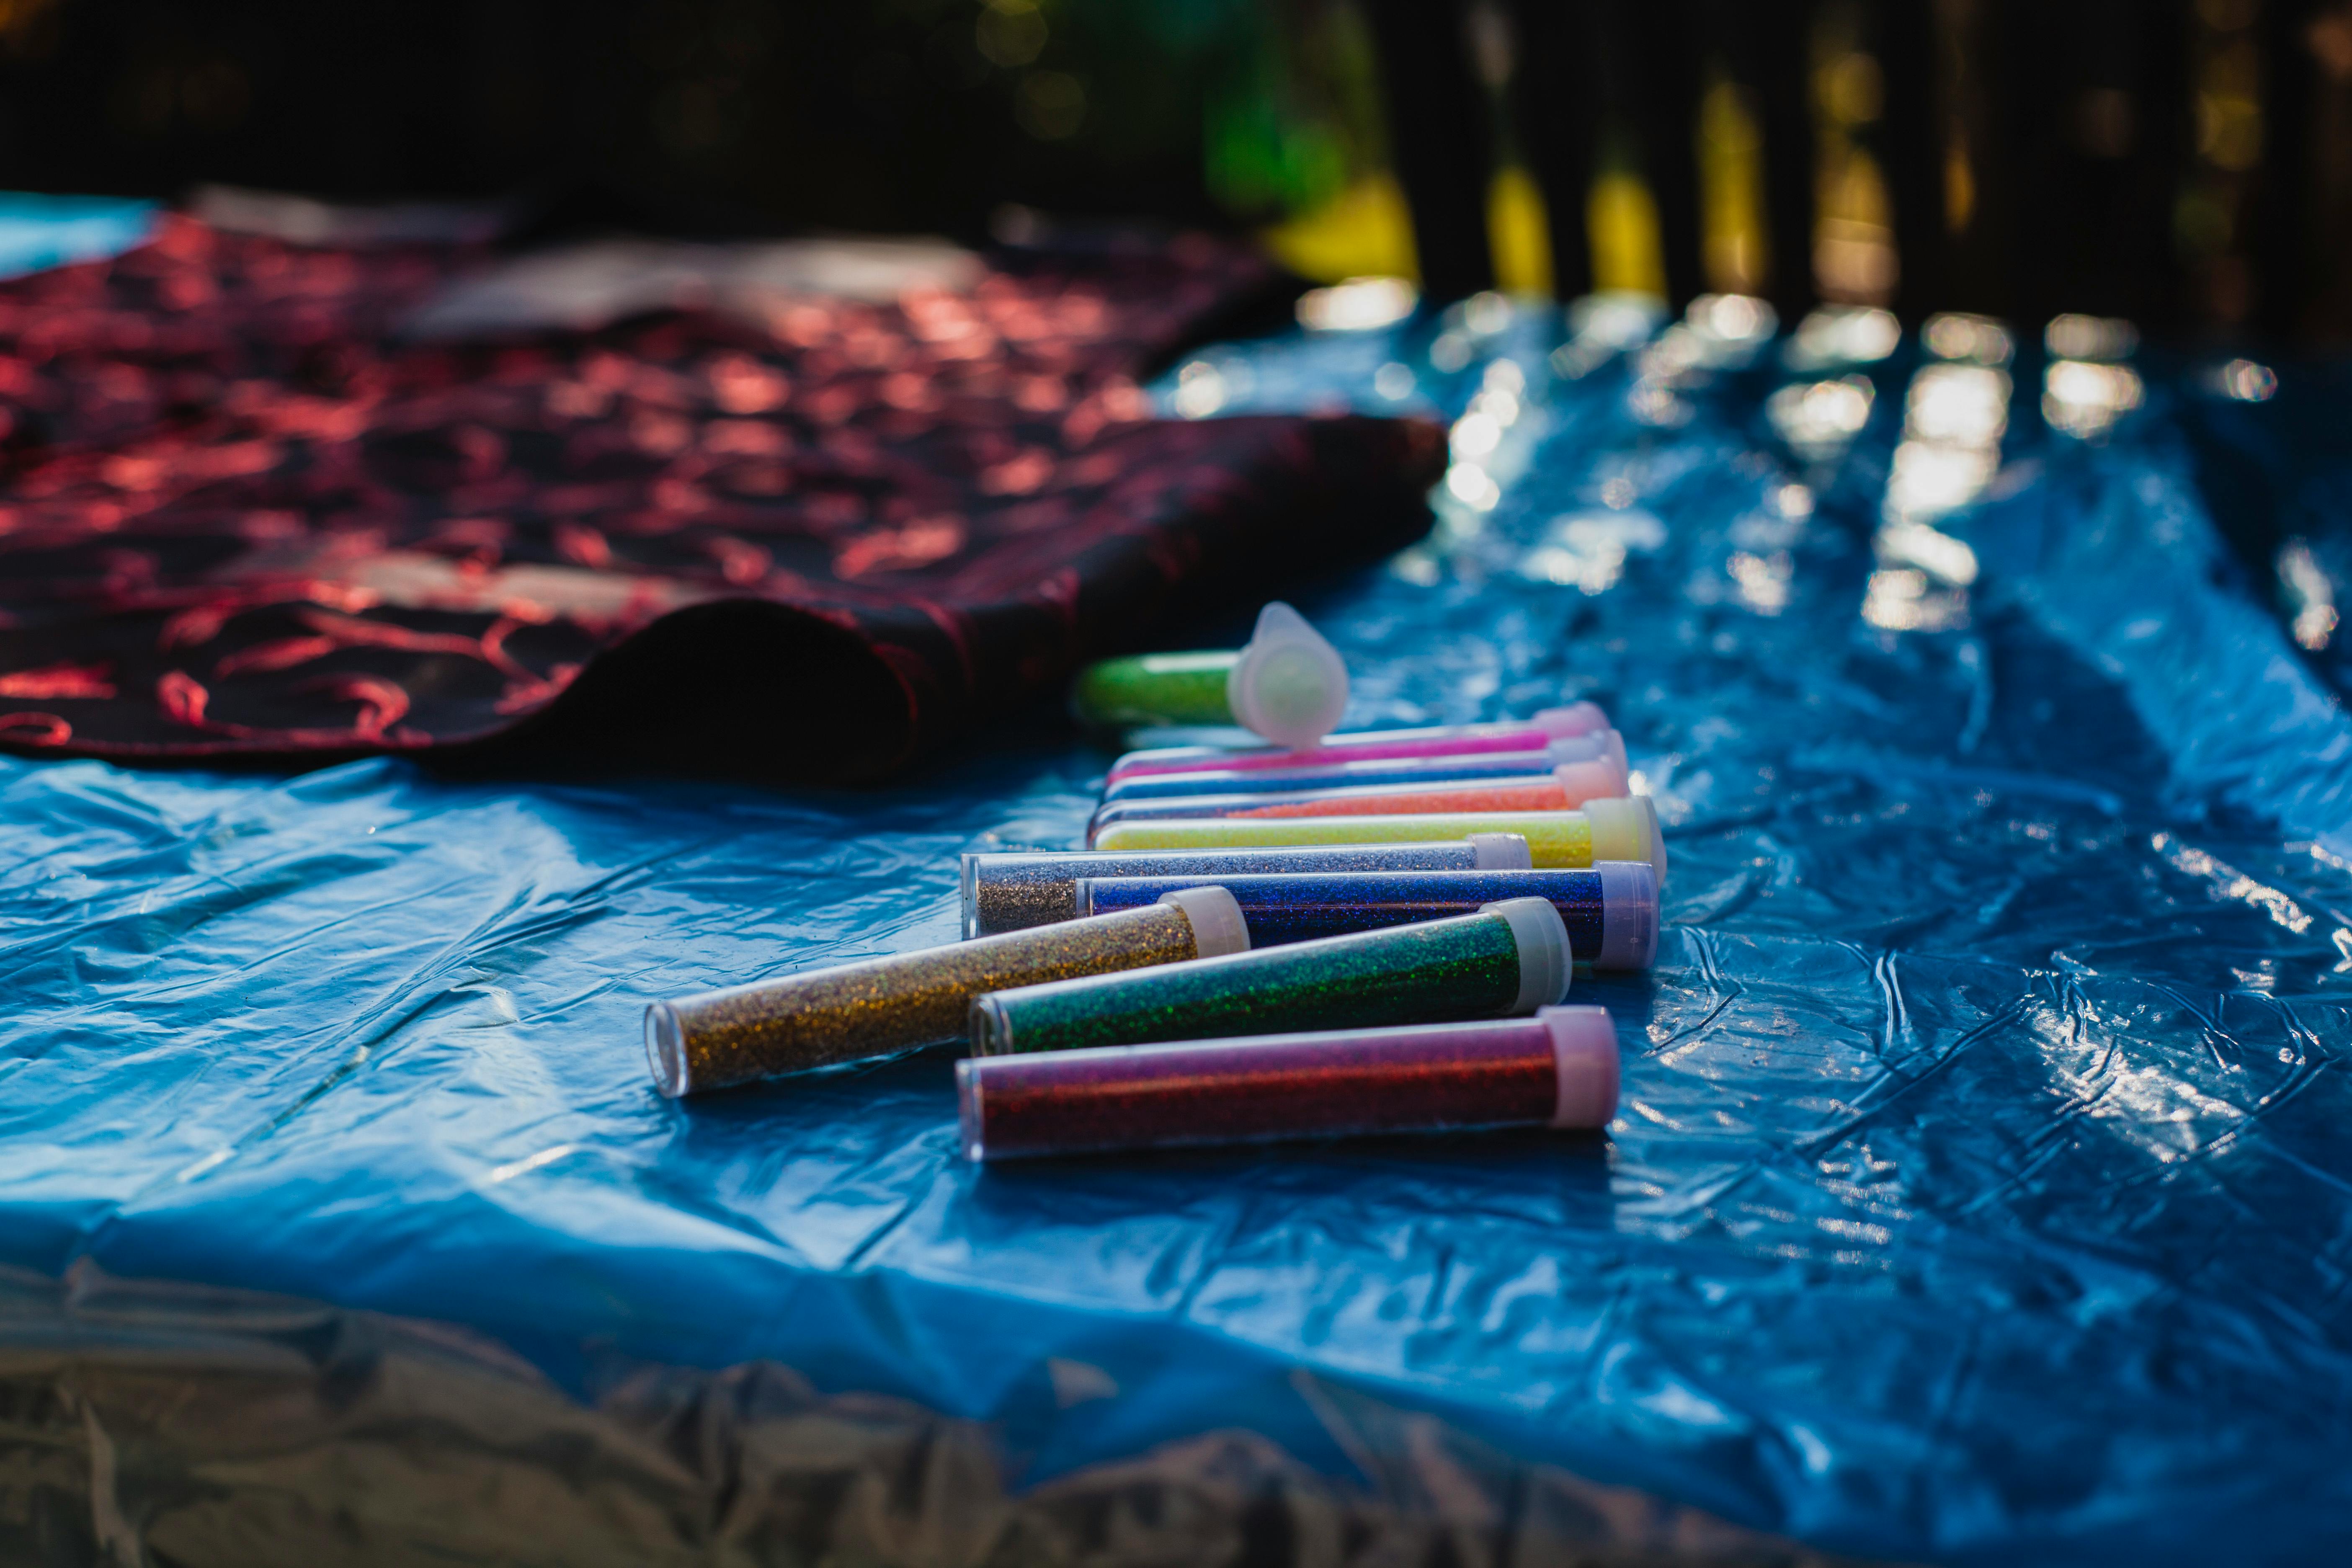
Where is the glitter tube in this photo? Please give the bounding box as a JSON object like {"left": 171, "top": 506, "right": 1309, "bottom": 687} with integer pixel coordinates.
{"left": 1106, "top": 702, "right": 1609, "bottom": 782}
{"left": 1099, "top": 731, "right": 1631, "bottom": 803}
{"left": 645, "top": 887, "right": 1251, "bottom": 1096}
{"left": 1078, "top": 862, "right": 1660, "bottom": 969}
{"left": 1090, "top": 796, "right": 1667, "bottom": 886}
{"left": 960, "top": 834, "right": 1533, "bottom": 937}
{"left": 969, "top": 897, "right": 1571, "bottom": 1057}
{"left": 1085, "top": 760, "right": 1629, "bottom": 843}
{"left": 1073, "top": 604, "right": 1349, "bottom": 746}
{"left": 957, "top": 1005, "right": 1620, "bottom": 1161}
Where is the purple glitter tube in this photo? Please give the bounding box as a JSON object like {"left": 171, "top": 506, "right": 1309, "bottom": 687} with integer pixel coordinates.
{"left": 955, "top": 1005, "right": 1620, "bottom": 1161}
{"left": 1076, "top": 862, "right": 1660, "bottom": 968}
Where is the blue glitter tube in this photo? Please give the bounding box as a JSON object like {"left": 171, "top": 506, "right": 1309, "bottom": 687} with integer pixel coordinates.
{"left": 1084, "top": 757, "right": 1628, "bottom": 842}
{"left": 969, "top": 897, "right": 1572, "bottom": 1056}
{"left": 1076, "top": 862, "right": 1660, "bottom": 969}
{"left": 1097, "top": 732, "right": 1632, "bottom": 804}
{"left": 956, "top": 1005, "right": 1621, "bottom": 1161}
{"left": 959, "top": 834, "right": 1531, "bottom": 937}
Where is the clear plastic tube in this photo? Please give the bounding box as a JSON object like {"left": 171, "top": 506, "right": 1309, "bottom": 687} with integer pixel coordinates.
{"left": 1089, "top": 797, "right": 1668, "bottom": 886}
{"left": 968, "top": 897, "right": 1571, "bottom": 1057}
{"left": 645, "top": 888, "right": 1248, "bottom": 1096}
{"left": 1105, "top": 702, "right": 1610, "bottom": 782}
{"left": 959, "top": 835, "right": 1532, "bottom": 937}
{"left": 957, "top": 1005, "right": 1621, "bottom": 1160}
{"left": 1085, "top": 760, "right": 1629, "bottom": 842}
{"left": 1097, "top": 731, "right": 1631, "bottom": 803}
{"left": 1077, "top": 863, "right": 1661, "bottom": 969}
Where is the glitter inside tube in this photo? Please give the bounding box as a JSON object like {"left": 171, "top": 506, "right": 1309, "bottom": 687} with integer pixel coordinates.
{"left": 956, "top": 1005, "right": 1620, "bottom": 1160}
{"left": 1076, "top": 864, "right": 1660, "bottom": 967}
{"left": 1071, "top": 650, "right": 1239, "bottom": 729}
{"left": 1105, "top": 703, "right": 1609, "bottom": 781}
{"left": 1088, "top": 797, "right": 1666, "bottom": 884}
{"left": 1086, "top": 762, "right": 1627, "bottom": 841}
{"left": 647, "top": 892, "right": 1245, "bottom": 1096}
{"left": 1098, "top": 732, "right": 1627, "bottom": 803}
{"left": 969, "top": 901, "right": 1567, "bottom": 1057}
{"left": 960, "top": 838, "right": 1530, "bottom": 937}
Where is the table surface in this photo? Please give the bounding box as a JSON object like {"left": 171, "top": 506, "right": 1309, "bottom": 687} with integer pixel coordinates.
{"left": 8, "top": 286, "right": 2352, "bottom": 1566}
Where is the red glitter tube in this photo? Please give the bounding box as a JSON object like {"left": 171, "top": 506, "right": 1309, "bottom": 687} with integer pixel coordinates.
{"left": 955, "top": 1005, "right": 1619, "bottom": 1161}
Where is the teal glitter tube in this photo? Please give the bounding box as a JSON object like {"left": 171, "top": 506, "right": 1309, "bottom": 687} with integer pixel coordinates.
{"left": 969, "top": 897, "right": 1571, "bottom": 1056}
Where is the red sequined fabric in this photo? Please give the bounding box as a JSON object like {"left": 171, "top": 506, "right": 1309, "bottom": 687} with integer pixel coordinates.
{"left": 0, "top": 218, "right": 1441, "bottom": 781}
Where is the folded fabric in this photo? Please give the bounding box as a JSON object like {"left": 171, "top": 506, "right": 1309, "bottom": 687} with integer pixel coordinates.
{"left": 0, "top": 217, "right": 1442, "bottom": 781}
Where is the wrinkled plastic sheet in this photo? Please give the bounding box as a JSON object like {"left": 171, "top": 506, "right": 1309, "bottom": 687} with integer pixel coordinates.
{"left": 8, "top": 297, "right": 2352, "bottom": 1566}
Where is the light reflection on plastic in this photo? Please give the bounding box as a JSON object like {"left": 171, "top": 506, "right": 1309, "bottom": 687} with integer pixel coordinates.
{"left": 1885, "top": 441, "right": 1997, "bottom": 521}
{"left": 1862, "top": 567, "right": 1969, "bottom": 632}
{"left": 1921, "top": 312, "right": 2014, "bottom": 365}
{"left": 2278, "top": 538, "right": 2339, "bottom": 651}
{"left": 1687, "top": 292, "right": 1778, "bottom": 347}
{"left": 1172, "top": 361, "right": 1225, "bottom": 418}
{"left": 1767, "top": 375, "right": 1875, "bottom": 462}
{"left": 1517, "top": 508, "right": 1666, "bottom": 593}
{"left": 1728, "top": 549, "right": 1793, "bottom": 614}
{"left": 1446, "top": 463, "right": 1501, "bottom": 510}
{"left": 1296, "top": 275, "right": 1419, "bottom": 333}
{"left": 2043, "top": 359, "right": 2145, "bottom": 439}
{"left": 1784, "top": 304, "right": 1901, "bottom": 370}
{"left": 1372, "top": 361, "right": 1416, "bottom": 400}
{"left": 1877, "top": 518, "right": 1979, "bottom": 585}
{"left": 1905, "top": 364, "right": 2011, "bottom": 446}
{"left": 2044, "top": 313, "right": 2140, "bottom": 361}
{"left": 2215, "top": 358, "right": 2277, "bottom": 402}
{"left": 1450, "top": 411, "right": 1501, "bottom": 458}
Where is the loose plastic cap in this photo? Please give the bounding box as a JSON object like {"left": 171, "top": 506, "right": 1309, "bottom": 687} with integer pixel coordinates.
{"left": 1531, "top": 702, "right": 1610, "bottom": 739}
{"left": 1593, "top": 861, "right": 1661, "bottom": 970}
{"left": 1584, "top": 794, "right": 1668, "bottom": 888}
{"left": 1539, "top": 1005, "right": 1620, "bottom": 1127}
{"left": 1468, "top": 832, "right": 1534, "bottom": 870}
{"left": 645, "top": 1003, "right": 689, "bottom": 1098}
{"left": 1158, "top": 885, "right": 1251, "bottom": 957}
{"left": 1226, "top": 602, "right": 1350, "bottom": 747}
{"left": 1482, "top": 896, "right": 1572, "bottom": 1014}
{"left": 1552, "top": 757, "right": 1630, "bottom": 804}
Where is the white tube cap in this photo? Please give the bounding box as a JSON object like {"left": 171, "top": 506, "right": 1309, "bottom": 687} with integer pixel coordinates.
{"left": 1481, "top": 896, "right": 1571, "bottom": 1014}
{"left": 1468, "top": 832, "right": 1534, "bottom": 870}
{"left": 1539, "top": 1004, "right": 1619, "bottom": 1127}
{"left": 1593, "top": 860, "right": 1660, "bottom": 970}
{"left": 1532, "top": 701, "right": 1609, "bottom": 739}
{"left": 1226, "top": 602, "right": 1350, "bottom": 747}
{"left": 1158, "top": 885, "right": 1251, "bottom": 957}
{"left": 1583, "top": 794, "right": 1667, "bottom": 889}
{"left": 1553, "top": 757, "right": 1630, "bottom": 806}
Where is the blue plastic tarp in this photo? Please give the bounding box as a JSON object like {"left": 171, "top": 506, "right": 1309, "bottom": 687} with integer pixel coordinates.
{"left": 8, "top": 294, "right": 2352, "bottom": 1564}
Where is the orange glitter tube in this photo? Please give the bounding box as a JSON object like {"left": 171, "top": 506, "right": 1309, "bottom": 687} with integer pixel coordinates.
{"left": 643, "top": 887, "right": 1250, "bottom": 1096}
{"left": 1084, "top": 758, "right": 1629, "bottom": 842}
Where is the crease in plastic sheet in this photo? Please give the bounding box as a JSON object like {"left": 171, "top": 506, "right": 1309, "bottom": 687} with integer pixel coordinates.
{"left": 5, "top": 302, "right": 2352, "bottom": 1565}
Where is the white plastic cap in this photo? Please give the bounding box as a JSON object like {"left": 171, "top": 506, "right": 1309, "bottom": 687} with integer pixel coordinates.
{"left": 1481, "top": 896, "right": 1571, "bottom": 1014}
{"left": 1593, "top": 861, "right": 1660, "bottom": 970}
{"left": 1552, "top": 757, "right": 1630, "bottom": 805}
{"left": 1539, "top": 1004, "right": 1619, "bottom": 1127}
{"left": 1158, "top": 885, "right": 1251, "bottom": 957}
{"left": 1226, "top": 602, "right": 1350, "bottom": 747}
{"left": 1583, "top": 794, "right": 1667, "bottom": 889}
{"left": 1468, "top": 832, "right": 1534, "bottom": 870}
{"left": 1531, "top": 701, "right": 1610, "bottom": 739}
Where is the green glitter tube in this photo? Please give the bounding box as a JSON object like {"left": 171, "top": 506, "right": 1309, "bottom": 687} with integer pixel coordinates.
{"left": 645, "top": 887, "right": 1250, "bottom": 1096}
{"left": 1071, "top": 603, "right": 1350, "bottom": 745}
{"left": 1089, "top": 796, "right": 1667, "bottom": 886}
{"left": 969, "top": 896, "right": 1571, "bottom": 1057}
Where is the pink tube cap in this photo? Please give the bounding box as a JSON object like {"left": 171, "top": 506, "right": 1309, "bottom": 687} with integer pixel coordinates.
{"left": 1533, "top": 702, "right": 1610, "bottom": 739}
{"left": 1552, "top": 757, "right": 1630, "bottom": 805}
{"left": 1540, "top": 1005, "right": 1619, "bottom": 1127}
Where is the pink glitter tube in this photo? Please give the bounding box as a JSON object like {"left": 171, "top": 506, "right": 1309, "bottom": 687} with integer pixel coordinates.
{"left": 955, "top": 1005, "right": 1619, "bottom": 1161}
{"left": 1105, "top": 702, "right": 1611, "bottom": 782}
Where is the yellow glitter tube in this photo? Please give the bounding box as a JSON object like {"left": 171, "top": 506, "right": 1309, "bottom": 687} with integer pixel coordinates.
{"left": 644, "top": 887, "right": 1251, "bottom": 1096}
{"left": 1090, "top": 797, "right": 1666, "bottom": 885}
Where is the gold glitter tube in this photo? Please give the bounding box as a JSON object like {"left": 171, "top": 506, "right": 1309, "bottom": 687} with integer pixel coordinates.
{"left": 643, "top": 887, "right": 1251, "bottom": 1096}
